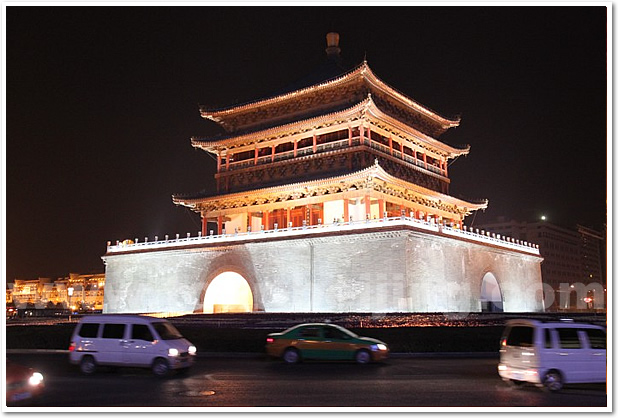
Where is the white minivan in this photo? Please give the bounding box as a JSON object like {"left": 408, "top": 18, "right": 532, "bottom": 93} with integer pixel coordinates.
{"left": 69, "top": 315, "right": 197, "bottom": 377}
{"left": 498, "top": 319, "right": 606, "bottom": 391}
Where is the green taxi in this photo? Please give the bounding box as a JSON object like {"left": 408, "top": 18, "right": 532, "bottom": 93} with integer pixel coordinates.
{"left": 265, "top": 323, "right": 389, "bottom": 364}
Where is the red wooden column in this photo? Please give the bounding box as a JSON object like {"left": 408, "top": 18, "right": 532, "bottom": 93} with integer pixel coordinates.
{"left": 365, "top": 195, "right": 371, "bottom": 219}
{"left": 389, "top": 136, "right": 393, "bottom": 155}
{"left": 359, "top": 124, "right": 364, "bottom": 144}
{"left": 423, "top": 152, "right": 428, "bottom": 169}
{"left": 444, "top": 158, "right": 449, "bottom": 177}
{"left": 343, "top": 199, "right": 349, "bottom": 222}
{"left": 293, "top": 140, "right": 298, "bottom": 157}
{"left": 217, "top": 215, "right": 223, "bottom": 235}
{"left": 201, "top": 216, "right": 207, "bottom": 236}
{"left": 263, "top": 211, "right": 270, "bottom": 230}
{"left": 254, "top": 147, "right": 258, "bottom": 165}
{"left": 271, "top": 145, "right": 276, "bottom": 162}
{"left": 348, "top": 126, "right": 353, "bottom": 146}
{"left": 313, "top": 132, "right": 317, "bottom": 153}
{"left": 378, "top": 199, "right": 385, "bottom": 218}
{"left": 287, "top": 207, "right": 291, "bottom": 227}
{"left": 217, "top": 154, "right": 222, "bottom": 172}
{"left": 400, "top": 141, "right": 404, "bottom": 157}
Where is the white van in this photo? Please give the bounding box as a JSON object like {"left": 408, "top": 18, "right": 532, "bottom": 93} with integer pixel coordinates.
{"left": 498, "top": 319, "right": 606, "bottom": 391}
{"left": 69, "top": 315, "right": 197, "bottom": 377}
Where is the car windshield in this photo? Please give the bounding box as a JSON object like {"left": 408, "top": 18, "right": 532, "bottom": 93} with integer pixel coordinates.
{"left": 152, "top": 322, "right": 183, "bottom": 340}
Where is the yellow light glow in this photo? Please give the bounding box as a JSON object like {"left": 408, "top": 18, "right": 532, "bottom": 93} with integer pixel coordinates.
{"left": 203, "top": 272, "right": 253, "bottom": 314}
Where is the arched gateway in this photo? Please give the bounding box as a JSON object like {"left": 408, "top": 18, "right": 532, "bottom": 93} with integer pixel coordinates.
{"left": 480, "top": 272, "right": 504, "bottom": 312}
{"left": 203, "top": 272, "right": 253, "bottom": 313}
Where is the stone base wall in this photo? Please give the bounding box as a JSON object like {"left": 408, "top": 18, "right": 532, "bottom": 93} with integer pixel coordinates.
{"left": 102, "top": 228, "right": 544, "bottom": 314}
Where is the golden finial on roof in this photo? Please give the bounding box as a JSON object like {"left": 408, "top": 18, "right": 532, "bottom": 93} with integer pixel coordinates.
{"left": 325, "top": 32, "right": 341, "bottom": 58}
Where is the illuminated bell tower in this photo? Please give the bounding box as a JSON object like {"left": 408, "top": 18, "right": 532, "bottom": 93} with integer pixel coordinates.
{"left": 102, "top": 33, "right": 543, "bottom": 316}
{"left": 174, "top": 33, "right": 487, "bottom": 235}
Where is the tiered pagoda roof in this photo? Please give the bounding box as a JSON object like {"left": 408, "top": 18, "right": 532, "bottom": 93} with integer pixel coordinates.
{"left": 173, "top": 160, "right": 487, "bottom": 220}
{"left": 199, "top": 61, "right": 460, "bottom": 138}
{"left": 175, "top": 33, "right": 487, "bottom": 227}
{"left": 192, "top": 95, "right": 469, "bottom": 159}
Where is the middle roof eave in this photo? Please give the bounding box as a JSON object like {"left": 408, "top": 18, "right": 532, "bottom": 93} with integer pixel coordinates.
{"left": 192, "top": 96, "right": 470, "bottom": 157}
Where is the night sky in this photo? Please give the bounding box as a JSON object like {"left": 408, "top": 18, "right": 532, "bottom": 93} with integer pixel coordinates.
{"left": 5, "top": 6, "right": 608, "bottom": 281}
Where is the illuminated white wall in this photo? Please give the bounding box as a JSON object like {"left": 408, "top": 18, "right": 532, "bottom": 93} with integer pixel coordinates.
{"left": 225, "top": 213, "right": 247, "bottom": 234}
{"left": 250, "top": 214, "right": 262, "bottom": 232}
{"left": 323, "top": 200, "right": 344, "bottom": 224}
{"left": 103, "top": 228, "right": 544, "bottom": 314}
{"left": 348, "top": 198, "right": 365, "bottom": 222}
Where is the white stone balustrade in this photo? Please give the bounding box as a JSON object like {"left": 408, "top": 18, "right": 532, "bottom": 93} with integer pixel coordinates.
{"left": 106, "top": 216, "right": 540, "bottom": 256}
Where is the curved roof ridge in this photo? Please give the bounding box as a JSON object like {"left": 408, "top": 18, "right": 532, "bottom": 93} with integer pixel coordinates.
{"left": 173, "top": 159, "right": 487, "bottom": 211}
{"left": 200, "top": 62, "right": 367, "bottom": 117}
{"left": 193, "top": 95, "right": 468, "bottom": 156}
{"left": 363, "top": 97, "right": 469, "bottom": 155}
{"left": 360, "top": 65, "right": 460, "bottom": 127}
{"left": 172, "top": 159, "right": 376, "bottom": 203}
{"left": 192, "top": 97, "right": 371, "bottom": 149}
{"left": 200, "top": 61, "right": 459, "bottom": 128}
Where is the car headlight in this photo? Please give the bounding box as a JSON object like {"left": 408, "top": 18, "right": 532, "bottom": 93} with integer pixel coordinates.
{"left": 188, "top": 345, "right": 197, "bottom": 355}
{"left": 29, "top": 372, "right": 44, "bottom": 387}
{"left": 168, "top": 348, "right": 179, "bottom": 357}
{"left": 370, "top": 344, "right": 388, "bottom": 351}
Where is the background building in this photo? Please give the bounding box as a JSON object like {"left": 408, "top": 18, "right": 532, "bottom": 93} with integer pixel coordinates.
{"left": 474, "top": 217, "right": 606, "bottom": 312}
{"left": 6, "top": 273, "right": 105, "bottom": 314}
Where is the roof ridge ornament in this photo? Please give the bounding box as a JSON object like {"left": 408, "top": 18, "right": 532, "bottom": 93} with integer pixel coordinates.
{"left": 325, "top": 32, "right": 341, "bottom": 58}
{"left": 360, "top": 61, "right": 368, "bottom": 75}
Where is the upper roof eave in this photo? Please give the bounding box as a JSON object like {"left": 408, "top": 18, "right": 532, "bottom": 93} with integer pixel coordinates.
{"left": 199, "top": 62, "right": 460, "bottom": 129}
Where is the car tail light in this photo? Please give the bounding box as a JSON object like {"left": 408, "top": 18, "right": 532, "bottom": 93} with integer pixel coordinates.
{"left": 266, "top": 338, "right": 274, "bottom": 344}
{"left": 68, "top": 342, "right": 75, "bottom": 352}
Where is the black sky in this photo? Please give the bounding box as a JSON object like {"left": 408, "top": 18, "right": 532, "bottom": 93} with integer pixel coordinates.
{"left": 5, "top": 6, "right": 608, "bottom": 281}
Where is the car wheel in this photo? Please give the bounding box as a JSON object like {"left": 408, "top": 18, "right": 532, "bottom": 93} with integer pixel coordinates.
{"left": 543, "top": 370, "right": 563, "bottom": 392}
{"left": 80, "top": 355, "right": 97, "bottom": 375}
{"left": 152, "top": 358, "right": 171, "bottom": 377}
{"left": 283, "top": 348, "right": 300, "bottom": 364}
{"left": 355, "top": 349, "right": 372, "bottom": 364}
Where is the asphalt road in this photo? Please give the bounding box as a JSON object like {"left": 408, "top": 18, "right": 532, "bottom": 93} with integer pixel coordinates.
{"left": 6, "top": 352, "right": 607, "bottom": 409}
